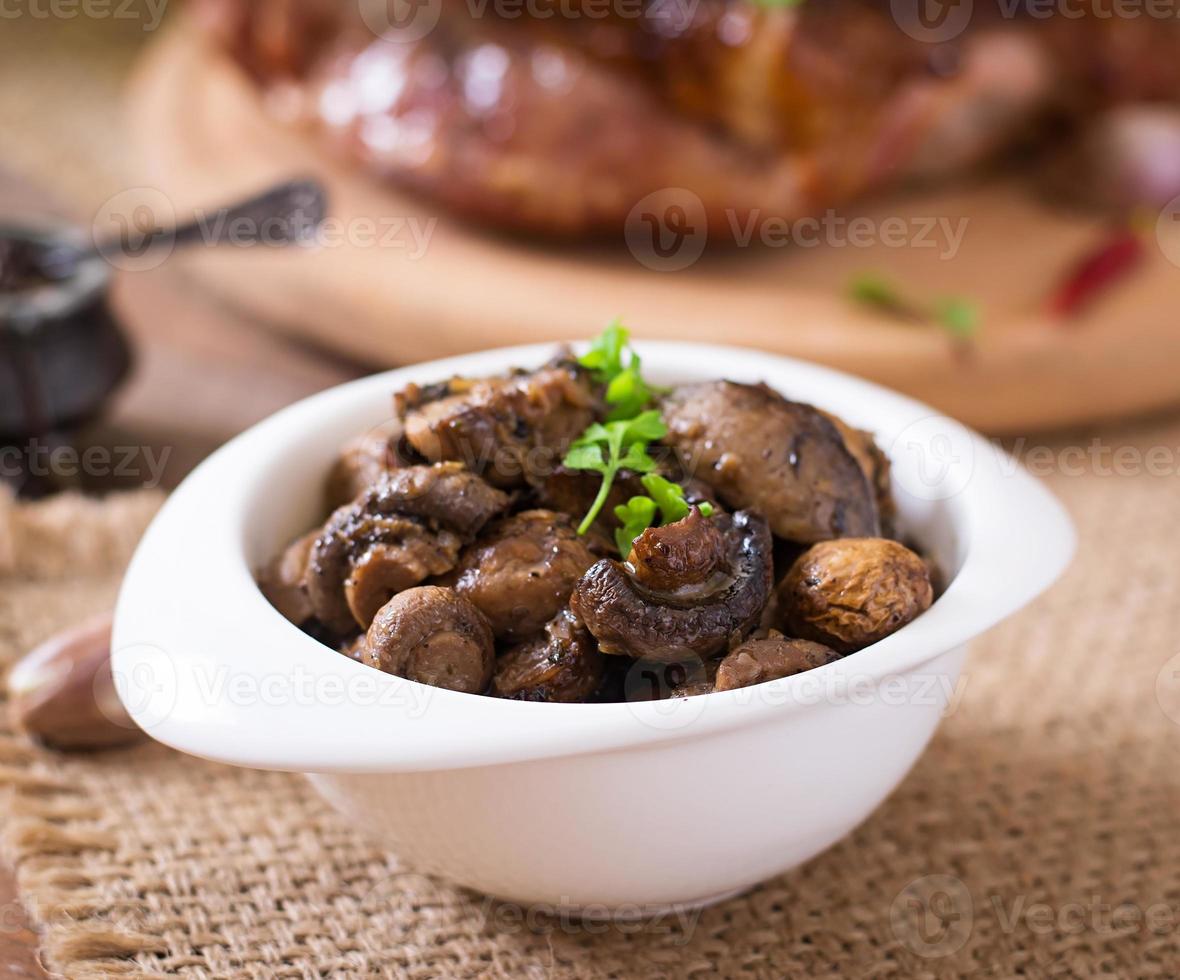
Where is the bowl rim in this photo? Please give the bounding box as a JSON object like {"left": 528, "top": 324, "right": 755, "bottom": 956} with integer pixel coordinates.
{"left": 112, "top": 341, "right": 1075, "bottom": 774}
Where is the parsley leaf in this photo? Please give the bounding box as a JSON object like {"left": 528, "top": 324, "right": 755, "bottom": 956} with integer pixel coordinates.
{"left": 563, "top": 410, "right": 668, "bottom": 535}
{"left": 613, "top": 496, "right": 658, "bottom": 557}
{"left": 578, "top": 319, "right": 658, "bottom": 420}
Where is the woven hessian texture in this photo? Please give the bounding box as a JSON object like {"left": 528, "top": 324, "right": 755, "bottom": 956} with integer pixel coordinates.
{"left": 2, "top": 415, "right": 1180, "bottom": 978}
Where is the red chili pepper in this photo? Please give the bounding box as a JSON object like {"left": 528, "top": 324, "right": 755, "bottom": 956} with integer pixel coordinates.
{"left": 1048, "top": 229, "right": 1145, "bottom": 319}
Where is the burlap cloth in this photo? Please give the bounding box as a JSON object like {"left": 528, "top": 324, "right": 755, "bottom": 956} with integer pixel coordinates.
{"left": 1, "top": 414, "right": 1179, "bottom": 979}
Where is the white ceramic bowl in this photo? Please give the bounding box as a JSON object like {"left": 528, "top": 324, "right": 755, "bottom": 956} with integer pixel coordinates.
{"left": 113, "top": 343, "right": 1074, "bottom": 913}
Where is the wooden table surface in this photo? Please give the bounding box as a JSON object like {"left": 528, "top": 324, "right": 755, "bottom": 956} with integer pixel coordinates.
{"left": 1, "top": 169, "right": 370, "bottom": 975}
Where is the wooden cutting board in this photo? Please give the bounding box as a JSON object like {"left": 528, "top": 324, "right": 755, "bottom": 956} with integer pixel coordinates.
{"left": 124, "top": 25, "right": 1180, "bottom": 433}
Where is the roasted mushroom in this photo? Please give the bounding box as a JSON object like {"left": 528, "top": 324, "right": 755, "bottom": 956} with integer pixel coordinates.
{"left": 397, "top": 361, "right": 597, "bottom": 488}
{"left": 779, "top": 538, "right": 933, "bottom": 654}
{"left": 365, "top": 586, "right": 495, "bottom": 694}
{"left": 306, "top": 463, "right": 509, "bottom": 633}
{"left": 324, "top": 419, "right": 417, "bottom": 509}
{"left": 662, "top": 381, "right": 880, "bottom": 543}
{"left": 715, "top": 634, "right": 840, "bottom": 692}
{"left": 453, "top": 510, "right": 598, "bottom": 641}
{"left": 491, "top": 610, "right": 605, "bottom": 702}
{"left": 819, "top": 411, "right": 896, "bottom": 538}
{"left": 258, "top": 530, "right": 318, "bottom": 625}
{"left": 570, "top": 509, "right": 773, "bottom": 662}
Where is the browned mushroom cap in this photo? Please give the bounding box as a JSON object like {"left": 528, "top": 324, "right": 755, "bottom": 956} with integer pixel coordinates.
{"left": 662, "top": 381, "right": 880, "bottom": 544}
{"left": 779, "top": 538, "right": 933, "bottom": 654}
{"left": 258, "top": 530, "right": 318, "bottom": 625}
{"left": 397, "top": 361, "right": 597, "bottom": 488}
{"left": 324, "top": 419, "right": 419, "bottom": 510}
{"left": 365, "top": 586, "right": 494, "bottom": 694}
{"left": 570, "top": 510, "right": 773, "bottom": 662}
{"left": 715, "top": 634, "right": 840, "bottom": 692}
{"left": 491, "top": 610, "right": 605, "bottom": 702}
{"left": 453, "top": 510, "right": 598, "bottom": 641}
{"left": 819, "top": 411, "right": 897, "bottom": 539}
{"left": 307, "top": 463, "right": 509, "bottom": 633}
{"left": 627, "top": 506, "right": 726, "bottom": 592}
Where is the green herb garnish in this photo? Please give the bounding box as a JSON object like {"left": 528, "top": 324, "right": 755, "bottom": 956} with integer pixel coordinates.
{"left": 564, "top": 410, "right": 665, "bottom": 535}
{"left": 613, "top": 495, "right": 658, "bottom": 557}
{"left": 578, "top": 318, "right": 658, "bottom": 421}
{"left": 566, "top": 322, "right": 715, "bottom": 551}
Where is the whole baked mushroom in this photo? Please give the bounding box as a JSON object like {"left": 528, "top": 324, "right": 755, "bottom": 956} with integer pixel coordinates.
{"left": 364, "top": 586, "right": 494, "bottom": 694}
{"left": 454, "top": 510, "right": 598, "bottom": 641}
{"left": 662, "top": 381, "right": 880, "bottom": 543}
{"left": 779, "top": 538, "right": 933, "bottom": 654}
{"left": 306, "top": 463, "right": 508, "bottom": 633}
{"left": 491, "top": 610, "right": 605, "bottom": 702}
{"left": 570, "top": 509, "right": 773, "bottom": 662}
{"left": 715, "top": 634, "right": 840, "bottom": 692}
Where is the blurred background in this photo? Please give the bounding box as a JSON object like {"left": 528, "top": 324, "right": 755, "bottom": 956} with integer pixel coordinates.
{"left": 5, "top": 0, "right": 1180, "bottom": 502}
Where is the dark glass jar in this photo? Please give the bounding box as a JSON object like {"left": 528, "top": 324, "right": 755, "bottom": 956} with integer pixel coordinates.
{"left": 0, "top": 225, "right": 132, "bottom": 494}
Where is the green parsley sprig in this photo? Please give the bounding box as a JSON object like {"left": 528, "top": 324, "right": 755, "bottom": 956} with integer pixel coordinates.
{"left": 564, "top": 411, "right": 665, "bottom": 536}
{"left": 577, "top": 318, "right": 660, "bottom": 421}
{"left": 564, "top": 322, "right": 714, "bottom": 552}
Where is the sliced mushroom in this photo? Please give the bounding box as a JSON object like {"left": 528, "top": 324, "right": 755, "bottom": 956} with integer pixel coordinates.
{"left": 662, "top": 381, "right": 880, "bottom": 543}
{"left": 779, "top": 538, "right": 933, "bottom": 654}
{"left": 453, "top": 510, "right": 598, "bottom": 641}
{"left": 570, "top": 509, "right": 773, "bottom": 662}
{"left": 491, "top": 610, "right": 604, "bottom": 702}
{"left": 365, "top": 586, "right": 494, "bottom": 694}
{"left": 342, "top": 521, "right": 464, "bottom": 629}
{"left": 258, "top": 530, "right": 318, "bottom": 625}
{"left": 715, "top": 634, "right": 840, "bottom": 692}
{"left": 307, "top": 463, "right": 509, "bottom": 633}
{"left": 397, "top": 361, "right": 598, "bottom": 488}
